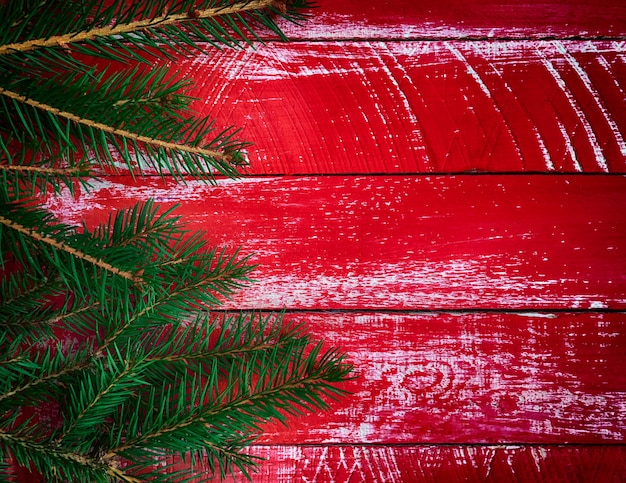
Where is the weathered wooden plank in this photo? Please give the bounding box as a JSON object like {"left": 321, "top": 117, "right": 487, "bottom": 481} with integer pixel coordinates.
{"left": 172, "top": 41, "right": 626, "bottom": 174}
{"left": 252, "top": 311, "right": 626, "bottom": 444}
{"left": 14, "top": 444, "right": 626, "bottom": 482}
{"left": 19, "top": 309, "right": 626, "bottom": 445}
{"left": 46, "top": 175, "right": 626, "bottom": 310}
{"left": 276, "top": 0, "right": 626, "bottom": 40}
{"left": 218, "top": 444, "right": 626, "bottom": 482}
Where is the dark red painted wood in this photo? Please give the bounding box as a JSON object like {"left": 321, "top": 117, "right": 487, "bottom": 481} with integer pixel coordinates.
{"left": 218, "top": 445, "right": 626, "bottom": 482}
{"left": 164, "top": 41, "right": 626, "bottom": 174}
{"left": 46, "top": 175, "right": 626, "bottom": 310}
{"left": 277, "top": 0, "right": 626, "bottom": 40}
{"left": 17, "top": 1, "right": 626, "bottom": 480}
{"left": 248, "top": 312, "right": 626, "bottom": 445}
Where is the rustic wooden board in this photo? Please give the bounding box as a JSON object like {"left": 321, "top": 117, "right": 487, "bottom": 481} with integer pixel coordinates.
{"left": 246, "top": 311, "right": 626, "bottom": 445}
{"left": 46, "top": 175, "right": 626, "bottom": 310}
{"left": 219, "top": 444, "right": 626, "bottom": 482}
{"left": 167, "top": 41, "right": 626, "bottom": 174}
{"left": 20, "top": 1, "right": 626, "bottom": 480}
{"left": 277, "top": 0, "right": 626, "bottom": 40}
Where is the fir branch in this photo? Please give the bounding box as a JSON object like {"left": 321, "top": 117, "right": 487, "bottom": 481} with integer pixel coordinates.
{"left": 0, "top": 256, "right": 253, "bottom": 402}
{"left": 91, "top": 200, "right": 182, "bottom": 253}
{"left": 0, "top": 271, "right": 66, "bottom": 342}
{"left": 0, "top": 430, "right": 102, "bottom": 468}
{"left": 37, "top": 302, "right": 101, "bottom": 339}
{"left": 0, "top": 429, "right": 131, "bottom": 482}
{"left": 56, "top": 349, "right": 150, "bottom": 446}
{"left": 1, "top": 306, "right": 58, "bottom": 341}
{"left": 107, "top": 344, "right": 350, "bottom": 457}
{"left": 0, "top": 0, "right": 282, "bottom": 56}
{"left": 96, "top": 254, "right": 253, "bottom": 351}
{"left": 0, "top": 334, "right": 39, "bottom": 389}
{"left": 0, "top": 87, "right": 231, "bottom": 162}
{"left": 143, "top": 312, "right": 306, "bottom": 365}
{"left": 148, "top": 337, "right": 292, "bottom": 362}
{"left": 0, "top": 270, "right": 60, "bottom": 310}
{"left": 0, "top": 163, "right": 92, "bottom": 198}
{"left": 0, "top": 343, "right": 93, "bottom": 407}
{"left": 0, "top": 65, "right": 247, "bottom": 183}
{"left": 0, "top": 215, "right": 142, "bottom": 283}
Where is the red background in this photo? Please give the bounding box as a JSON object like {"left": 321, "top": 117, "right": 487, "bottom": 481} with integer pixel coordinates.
{"left": 45, "top": 0, "right": 626, "bottom": 480}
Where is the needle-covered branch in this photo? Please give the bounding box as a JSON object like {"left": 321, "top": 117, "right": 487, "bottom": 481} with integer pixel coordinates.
{"left": 0, "top": 0, "right": 313, "bottom": 199}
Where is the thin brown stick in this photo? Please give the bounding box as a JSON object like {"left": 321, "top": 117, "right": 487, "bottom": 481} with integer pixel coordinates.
{"left": 0, "top": 430, "right": 104, "bottom": 468}
{"left": 106, "top": 466, "right": 142, "bottom": 483}
{"left": 0, "top": 164, "right": 87, "bottom": 175}
{"left": 0, "top": 0, "right": 276, "bottom": 56}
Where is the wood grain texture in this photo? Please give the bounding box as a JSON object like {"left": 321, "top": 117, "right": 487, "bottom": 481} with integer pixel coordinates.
{"left": 248, "top": 312, "right": 626, "bottom": 444}
{"left": 22, "top": 1, "right": 626, "bottom": 480}
{"left": 169, "top": 41, "right": 626, "bottom": 174}
{"left": 218, "top": 445, "right": 626, "bottom": 482}
{"left": 277, "top": 0, "right": 626, "bottom": 40}
{"left": 46, "top": 175, "right": 626, "bottom": 310}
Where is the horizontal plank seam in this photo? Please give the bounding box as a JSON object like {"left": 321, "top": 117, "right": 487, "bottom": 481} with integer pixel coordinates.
{"left": 279, "top": 35, "right": 626, "bottom": 43}
{"left": 238, "top": 172, "right": 626, "bottom": 177}
{"left": 215, "top": 35, "right": 626, "bottom": 43}
{"left": 92, "top": 172, "right": 626, "bottom": 179}
{"left": 209, "top": 308, "right": 626, "bottom": 315}
{"left": 247, "top": 442, "right": 626, "bottom": 448}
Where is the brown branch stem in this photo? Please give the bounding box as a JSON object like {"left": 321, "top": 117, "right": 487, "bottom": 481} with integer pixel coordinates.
{"left": 0, "top": 164, "right": 87, "bottom": 175}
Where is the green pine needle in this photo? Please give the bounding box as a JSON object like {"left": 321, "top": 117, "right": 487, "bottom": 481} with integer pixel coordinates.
{"left": 0, "top": 0, "right": 316, "bottom": 196}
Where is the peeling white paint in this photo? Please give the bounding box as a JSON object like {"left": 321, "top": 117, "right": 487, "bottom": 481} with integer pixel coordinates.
{"left": 536, "top": 43, "right": 609, "bottom": 172}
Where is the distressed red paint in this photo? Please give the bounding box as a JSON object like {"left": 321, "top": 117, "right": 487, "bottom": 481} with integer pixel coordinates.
{"left": 278, "top": 0, "right": 626, "bottom": 40}
{"left": 222, "top": 445, "right": 626, "bottom": 482}
{"left": 172, "top": 40, "right": 626, "bottom": 175}
{"left": 46, "top": 175, "right": 626, "bottom": 310}
{"left": 18, "top": 0, "right": 626, "bottom": 480}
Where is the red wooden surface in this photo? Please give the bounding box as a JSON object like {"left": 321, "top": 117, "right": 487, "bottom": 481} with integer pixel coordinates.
{"left": 47, "top": 175, "right": 626, "bottom": 310}
{"left": 278, "top": 0, "right": 626, "bottom": 40}
{"left": 45, "top": 0, "right": 626, "bottom": 480}
{"left": 180, "top": 41, "right": 626, "bottom": 174}
{"left": 222, "top": 445, "right": 626, "bottom": 482}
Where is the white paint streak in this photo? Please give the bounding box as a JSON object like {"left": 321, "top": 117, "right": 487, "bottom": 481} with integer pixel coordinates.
{"left": 384, "top": 447, "right": 402, "bottom": 482}
{"left": 278, "top": 13, "right": 582, "bottom": 41}
{"left": 590, "top": 301, "right": 608, "bottom": 309}
{"left": 516, "top": 313, "right": 558, "bottom": 319}
{"left": 236, "top": 258, "right": 595, "bottom": 310}
{"left": 483, "top": 55, "right": 555, "bottom": 170}
{"left": 537, "top": 43, "right": 609, "bottom": 172}
{"left": 372, "top": 42, "right": 431, "bottom": 163}
{"left": 445, "top": 43, "right": 491, "bottom": 98}
{"left": 587, "top": 43, "right": 626, "bottom": 98}
{"left": 554, "top": 41, "right": 626, "bottom": 158}
{"left": 555, "top": 117, "right": 583, "bottom": 172}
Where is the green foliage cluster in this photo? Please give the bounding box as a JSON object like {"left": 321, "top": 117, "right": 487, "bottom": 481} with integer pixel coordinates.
{"left": 0, "top": 1, "right": 352, "bottom": 481}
